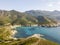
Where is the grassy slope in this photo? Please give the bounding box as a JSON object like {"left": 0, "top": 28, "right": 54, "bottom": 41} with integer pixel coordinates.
{"left": 0, "top": 37, "right": 59, "bottom": 45}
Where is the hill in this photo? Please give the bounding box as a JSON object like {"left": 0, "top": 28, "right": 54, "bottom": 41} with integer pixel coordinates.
{"left": 25, "top": 10, "right": 60, "bottom": 16}
{"left": 0, "top": 10, "right": 58, "bottom": 27}
{"left": 0, "top": 10, "right": 38, "bottom": 26}
{"left": 0, "top": 34, "right": 59, "bottom": 45}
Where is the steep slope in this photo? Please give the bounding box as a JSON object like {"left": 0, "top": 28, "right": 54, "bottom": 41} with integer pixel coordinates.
{"left": 19, "top": 34, "right": 59, "bottom": 45}
{"left": 0, "top": 34, "right": 59, "bottom": 45}
{"left": 25, "top": 10, "right": 59, "bottom": 26}
{"left": 21, "top": 37, "right": 59, "bottom": 45}
{"left": 0, "top": 10, "right": 38, "bottom": 25}
{"left": 0, "top": 10, "right": 58, "bottom": 26}
{"left": 25, "top": 10, "right": 60, "bottom": 22}
{"left": 25, "top": 10, "right": 60, "bottom": 17}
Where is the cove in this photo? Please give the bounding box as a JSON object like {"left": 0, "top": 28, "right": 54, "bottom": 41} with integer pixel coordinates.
{"left": 14, "top": 26, "right": 60, "bottom": 44}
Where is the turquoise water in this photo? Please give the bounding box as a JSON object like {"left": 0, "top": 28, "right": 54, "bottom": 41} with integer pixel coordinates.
{"left": 15, "top": 26, "right": 60, "bottom": 44}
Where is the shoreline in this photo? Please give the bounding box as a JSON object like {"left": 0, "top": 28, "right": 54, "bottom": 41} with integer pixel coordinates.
{"left": 10, "top": 25, "right": 21, "bottom": 29}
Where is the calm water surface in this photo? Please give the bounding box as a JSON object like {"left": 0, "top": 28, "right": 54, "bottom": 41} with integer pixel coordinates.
{"left": 15, "top": 26, "right": 60, "bottom": 44}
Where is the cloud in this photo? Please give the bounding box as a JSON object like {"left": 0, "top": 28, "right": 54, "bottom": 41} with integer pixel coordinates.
{"left": 57, "top": 2, "right": 60, "bottom": 5}
{"left": 48, "top": 3, "right": 53, "bottom": 7}
{"left": 48, "top": 1, "right": 60, "bottom": 7}
{"left": 48, "top": 4, "right": 53, "bottom": 7}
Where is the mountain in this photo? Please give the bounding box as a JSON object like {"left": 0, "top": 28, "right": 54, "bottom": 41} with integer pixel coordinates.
{"left": 20, "top": 34, "right": 59, "bottom": 45}
{"left": 25, "top": 10, "right": 60, "bottom": 17}
{"left": 25, "top": 10, "right": 60, "bottom": 24}
{"left": 0, "top": 10, "right": 58, "bottom": 27}
{"left": 0, "top": 34, "right": 59, "bottom": 45}
{"left": 0, "top": 10, "right": 38, "bottom": 25}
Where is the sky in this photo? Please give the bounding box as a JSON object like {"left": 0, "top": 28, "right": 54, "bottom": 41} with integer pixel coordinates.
{"left": 0, "top": 0, "right": 60, "bottom": 12}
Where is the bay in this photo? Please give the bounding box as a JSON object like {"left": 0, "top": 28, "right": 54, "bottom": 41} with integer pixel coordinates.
{"left": 14, "top": 26, "right": 60, "bottom": 44}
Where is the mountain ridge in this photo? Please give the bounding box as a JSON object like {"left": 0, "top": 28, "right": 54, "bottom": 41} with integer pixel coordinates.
{"left": 25, "top": 10, "right": 60, "bottom": 17}
{"left": 0, "top": 10, "right": 59, "bottom": 27}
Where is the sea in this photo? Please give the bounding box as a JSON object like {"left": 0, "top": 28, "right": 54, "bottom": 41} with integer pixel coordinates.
{"left": 14, "top": 26, "right": 60, "bottom": 44}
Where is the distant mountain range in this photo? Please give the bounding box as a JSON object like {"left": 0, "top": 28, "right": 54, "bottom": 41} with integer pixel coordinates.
{"left": 0, "top": 10, "right": 60, "bottom": 26}
{"left": 25, "top": 10, "right": 60, "bottom": 22}
{"left": 0, "top": 10, "right": 38, "bottom": 25}
{"left": 25, "top": 10, "right": 60, "bottom": 16}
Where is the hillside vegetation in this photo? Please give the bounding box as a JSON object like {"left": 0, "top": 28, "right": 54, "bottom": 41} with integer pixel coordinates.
{"left": 0, "top": 10, "right": 38, "bottom": 26}
{"left": 0, "top": 37, "right": 59, "bottom": 45}
{"left": 0, "top": 10, "right": 57, "bottom": 26}
{"left": 0, "top": 10, "right": 59, "bottom": 45}
{"left": 0, "top": 26, "right": 59, "bottom": 45}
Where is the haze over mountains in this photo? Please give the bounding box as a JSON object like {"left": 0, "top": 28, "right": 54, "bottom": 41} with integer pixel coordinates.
{"left": 25, "top": 10, "right": 60, "bottom": 16}
{"left": 0, "top": 10, "right": 60, "bottom": 45}
{"left": 25, "top": 10, "right": 60, "bottom": 22}
{"left": 0, "top": 10, "right": 60, "bottom": 26}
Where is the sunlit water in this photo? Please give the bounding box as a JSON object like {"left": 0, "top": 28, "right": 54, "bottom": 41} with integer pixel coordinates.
{"left": 14, "top": 26, "right": 60, "bottom": 44}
